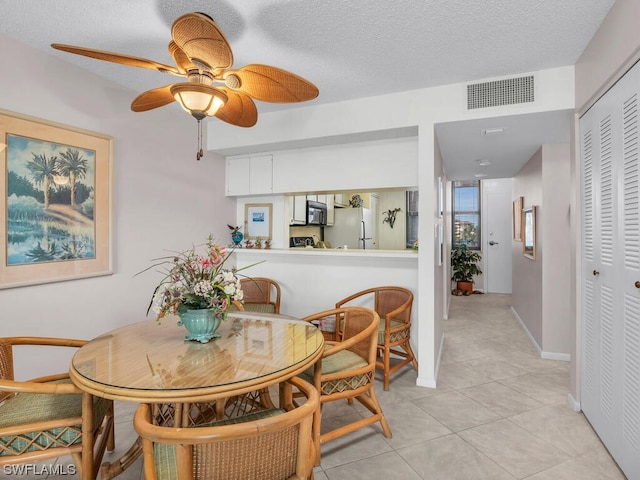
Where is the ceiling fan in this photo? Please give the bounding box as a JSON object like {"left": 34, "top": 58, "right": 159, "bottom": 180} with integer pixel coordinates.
{"left": 51, "top": 12, "right": 319, "bottom": 159}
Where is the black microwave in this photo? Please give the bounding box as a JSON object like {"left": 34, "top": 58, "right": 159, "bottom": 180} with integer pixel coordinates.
{"left": 306, "top": 200, "right": 327, "bottom": 226}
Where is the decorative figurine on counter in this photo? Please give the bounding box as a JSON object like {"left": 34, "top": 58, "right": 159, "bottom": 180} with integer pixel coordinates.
{"left": 382, "top": 208, "right": 402, "bottom": 229}
{"left": 228, "top": 224, "right": 244, "bottom": 247}
{"left": 264, "top": 239, "right": 272, "bottom": 249}
{"left": 244, "top": 239, "right": 254, "bottom": 249}
{"left": 255, "top": 237, "right": 263, "bottom": 249}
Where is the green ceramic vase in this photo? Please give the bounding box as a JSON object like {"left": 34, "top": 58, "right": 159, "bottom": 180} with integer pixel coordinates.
{"left": 177, "top": 307, "right": 227, "bottom": 343}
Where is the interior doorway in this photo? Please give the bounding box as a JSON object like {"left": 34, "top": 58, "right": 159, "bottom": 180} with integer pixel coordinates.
{"left": 483, "top": 179, "right": 513, "bottom": 294}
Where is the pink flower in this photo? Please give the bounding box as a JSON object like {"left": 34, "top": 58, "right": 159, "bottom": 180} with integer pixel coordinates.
{"left": 210, "top": 251, "right": 224, "bottom": 267}
{"left": 199, "top": 257, "right": 212, "bottom": 269}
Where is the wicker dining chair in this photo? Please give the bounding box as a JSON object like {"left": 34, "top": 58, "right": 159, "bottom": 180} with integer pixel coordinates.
{"left": 335, "top": 286, "right": 417, "bottom": 390}
{"left": 239, "top": 277, "right": 281, "bottom": 314}
{"left": 300, "top": 306, "right": 391, "bottom": 465}
{"left": 134, "top": 376, "right": 318, "bottom": 480}
{"left": 0, "top": 336, "right": 115, "bottom": 479}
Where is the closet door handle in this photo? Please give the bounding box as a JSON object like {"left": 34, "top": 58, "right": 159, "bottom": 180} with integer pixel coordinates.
{"left": 635, "top": 281, "right": 640, "bottom": 289}
{"left": 593, "top": 270, "right": 600, "bottom": 276}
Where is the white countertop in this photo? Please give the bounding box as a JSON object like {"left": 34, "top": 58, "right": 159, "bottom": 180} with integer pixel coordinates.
{"left": 232, "top": 247, "right": 418, "bottom": 259}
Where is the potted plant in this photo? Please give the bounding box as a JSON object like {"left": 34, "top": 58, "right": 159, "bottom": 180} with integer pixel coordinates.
{"left": 451, "top": 244, "right": 482, "bottom": 295}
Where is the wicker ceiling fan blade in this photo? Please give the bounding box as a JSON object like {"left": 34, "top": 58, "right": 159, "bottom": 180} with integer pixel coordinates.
{"left": 224, "top": 64, "right": 319, "bottom": 103}
{"left": 171, "top": 13, "right": 233, "bottom": 73}
{"left": 131, "top": 85, "right": 176, "bottom": 112}
{"left": 215, "top": 89, "right": 258, "bottom": 127}
{"left": 51, "top": 43, "right": 183, "bottom": 76}
{"left": 168, "top": 41, "right": 197, "bottom": 74}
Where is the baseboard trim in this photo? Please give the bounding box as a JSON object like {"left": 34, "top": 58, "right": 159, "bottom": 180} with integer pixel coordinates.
{"left": 541, "top": 351, "right": 571, "bottom": 362}
{"left": 510, "top": 307, "right": 571, "bottom": 362}
{"left": 567, "top": 393, "right": 581, "bottom": 412}
{"left": 511, "top": 306, "right": 542, "bottom": 354}
{"left": 416, "top": 376, "right": 437, "bottom": 388}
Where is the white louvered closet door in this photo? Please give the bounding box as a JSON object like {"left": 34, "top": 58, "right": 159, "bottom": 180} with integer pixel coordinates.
{"left": 580, "top": 60, "right": 640, "bottom": 479}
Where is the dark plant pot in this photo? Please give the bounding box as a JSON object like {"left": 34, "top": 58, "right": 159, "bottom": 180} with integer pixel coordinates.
{"left": 457, "top": 281, "right": 474, "bottom": 294}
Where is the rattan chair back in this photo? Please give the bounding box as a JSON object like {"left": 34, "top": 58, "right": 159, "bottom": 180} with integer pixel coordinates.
{"left": 375, "top": 287, "right": 413, "bottom": 323}
{"left": 134, "top": 376, "right": 318, "bottom": 480}
{"left": 240, "top": 277, "right": 281, "bottom": 313}
{"left": 0, "top": 337, "right": 115, "bottom": 479}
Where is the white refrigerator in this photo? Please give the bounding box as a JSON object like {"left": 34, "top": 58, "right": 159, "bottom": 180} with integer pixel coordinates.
{"left": 324, "top": 207, "right": 375, "bottom": 249}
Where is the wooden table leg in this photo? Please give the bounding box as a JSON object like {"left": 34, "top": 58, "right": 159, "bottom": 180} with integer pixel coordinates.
{"left": 100, "top": 437, "right": 142, "bottom": 480}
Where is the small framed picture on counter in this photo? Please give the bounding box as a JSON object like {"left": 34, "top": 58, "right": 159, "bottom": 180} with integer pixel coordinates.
{"left": 244, "top": 203, "right": 272, "bottom": 240}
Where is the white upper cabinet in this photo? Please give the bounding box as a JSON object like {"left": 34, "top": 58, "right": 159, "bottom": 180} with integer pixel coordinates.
{"left": 290, "top": 195, "right": 307, "bottom": 225}
{"left": 226, "top": 154, "right": 273, "bottom": 196}
{"left": 226, "top": 156, "right": 250, "bottom": 196}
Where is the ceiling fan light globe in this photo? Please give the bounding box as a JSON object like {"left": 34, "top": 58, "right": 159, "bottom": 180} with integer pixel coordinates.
{"left": 204, "top": 95, "right": 225, "bottom": 116}
{"left": 170, "top": 83, "right": 227, "bottom": 119}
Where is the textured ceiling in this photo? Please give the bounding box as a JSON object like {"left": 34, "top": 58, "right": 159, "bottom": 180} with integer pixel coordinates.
{"left": 0, "top": 0, "right": 616, "bottom": 178}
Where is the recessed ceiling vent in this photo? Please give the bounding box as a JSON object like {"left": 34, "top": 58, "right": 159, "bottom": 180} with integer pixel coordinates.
{"left": 467, "top": 75, "right": 534, "bottom": 109}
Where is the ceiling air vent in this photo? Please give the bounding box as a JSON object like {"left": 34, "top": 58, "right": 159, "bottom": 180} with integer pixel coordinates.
{"left": 467, "top": 75, "right": 534, "bottom": 109}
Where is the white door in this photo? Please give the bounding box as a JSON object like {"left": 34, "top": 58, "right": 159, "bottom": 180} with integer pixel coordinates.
{"left": 484, "top": 183, "right": 512, "bottom": 294}
{"left": 580, "top": 60, "right": 640, "bottom": 479}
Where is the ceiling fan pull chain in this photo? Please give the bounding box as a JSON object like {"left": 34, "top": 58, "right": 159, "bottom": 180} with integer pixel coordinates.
{"left": 196, "top": 119, "right": 204, "bottom": 161}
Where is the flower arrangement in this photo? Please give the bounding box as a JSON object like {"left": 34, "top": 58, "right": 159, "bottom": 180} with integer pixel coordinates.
{"left": 141, "top": 235, "right": 246, "bottom": 321}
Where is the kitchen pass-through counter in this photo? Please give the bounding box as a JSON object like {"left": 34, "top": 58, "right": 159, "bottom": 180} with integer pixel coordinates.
{"left": 235, "top": 247, "right": 418, "bottom": 259}
{"left": 231, "top": 247, "right": 419, "bottom": 356}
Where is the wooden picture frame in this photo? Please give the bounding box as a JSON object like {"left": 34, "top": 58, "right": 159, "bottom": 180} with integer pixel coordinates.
{"left": 523, "top": 206, "right": 536, "bottom": 260}
{"left": 244, "top": 203, "right": 272, "bottom": 240}
{"left": 1, "top": 109, "right": 113, "bottom": 289}
{"left": 512, "top": 196, "right": 523, "bottom": 241}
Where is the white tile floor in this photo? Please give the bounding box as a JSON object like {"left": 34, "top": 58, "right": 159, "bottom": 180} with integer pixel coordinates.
{"left": 2, "top": 293, "right": 627, "bottom": 479}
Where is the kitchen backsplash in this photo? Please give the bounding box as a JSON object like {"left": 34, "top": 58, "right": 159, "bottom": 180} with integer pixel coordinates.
{"left": 289, "top": 226, "right": 322, "bottom": 238}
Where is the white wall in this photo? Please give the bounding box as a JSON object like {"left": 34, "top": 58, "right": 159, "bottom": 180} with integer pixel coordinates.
{"left": 512, "top": 149, "right": 544, "bottom": 344}
{"left": 233, "top": 250, "right": 418, "bottom": 321}
{"left": 575, "top": 0, "right": 640, "bottom": 114}
{"left": 0, "top": 35, "right": 237, "bottom": 379}
{"left": 541, "top": 144, "right": 572, "bottom": 355}
{"left": 512, "top": 144, "right": 571, "bottom": 358}
{"left": 210, "top": 65, "right": 575, "bottom": 388}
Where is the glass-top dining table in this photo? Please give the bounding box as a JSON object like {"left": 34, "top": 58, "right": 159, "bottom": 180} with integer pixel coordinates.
{"left": 69, "top": 311, "right": 324, "bottom": 479}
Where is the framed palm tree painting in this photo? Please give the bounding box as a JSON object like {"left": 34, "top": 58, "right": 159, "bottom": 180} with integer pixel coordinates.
{"left": 0, "top": 109, "right": 113, "bottom": 288}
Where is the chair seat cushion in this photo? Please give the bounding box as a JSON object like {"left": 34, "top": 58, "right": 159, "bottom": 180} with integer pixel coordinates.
{"left": 339, "top": 318, "right": 408, "bottom": 345}
{"left": 299, "top": 349, "right": 369, "bottom": 395}
{"left": 153, "top": 408, "right": 286, "bottom": 479}
{"left": 0, "top": 379, "right": 111, "bottom": 456}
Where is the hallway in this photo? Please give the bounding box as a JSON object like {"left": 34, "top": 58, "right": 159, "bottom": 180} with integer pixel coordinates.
{"left": 311, "top": 293, "right": 625, "bottom": 479}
